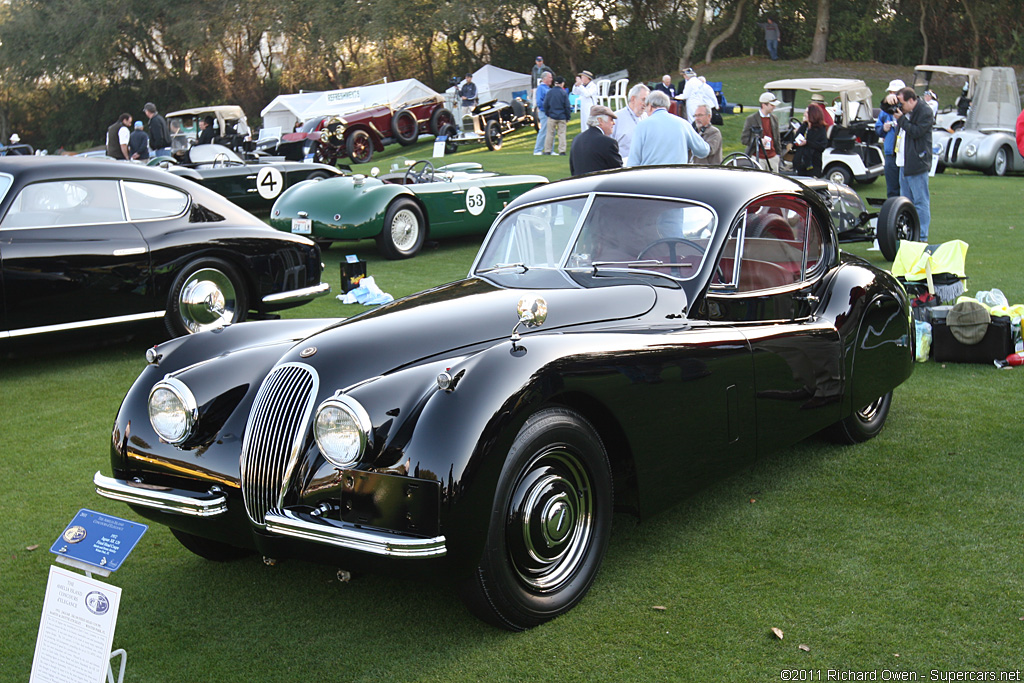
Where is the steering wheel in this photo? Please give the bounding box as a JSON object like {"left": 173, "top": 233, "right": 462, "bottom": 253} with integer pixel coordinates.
{"left": 721, "top": 152, "right": 758, "bottom": 169}
{"left": 637, "top": 238, "right": 708, "bottom": 278}
{"left": 404, "top": 160, "right": 435, "bottom": 185}
{"left": 212, "top": 153, "right": 230, "bottom": 168}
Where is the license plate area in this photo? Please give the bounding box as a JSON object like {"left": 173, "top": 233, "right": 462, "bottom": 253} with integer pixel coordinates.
{"left": 291, "top": 218, "right": 312, "bottom": 234}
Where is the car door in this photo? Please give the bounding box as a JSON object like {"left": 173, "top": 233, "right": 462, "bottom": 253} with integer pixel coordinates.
{"left": 704, "top": 194, "right": 843, "bottom": 448}
{"left": 0, "top": 178, "right": 153, "bottom": 336}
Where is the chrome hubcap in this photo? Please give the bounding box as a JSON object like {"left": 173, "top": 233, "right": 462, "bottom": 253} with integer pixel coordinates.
{"left": 178, "top": 268, "right": 236, "bottom": 333}
{"left": 856, "top": 395, "right": 884, "bottom": 422}
{"left": 507, "top": 450, "right": 593, "bottom": 592}
{"left": 390, "top": 209, "right": 419, "bottom": 252}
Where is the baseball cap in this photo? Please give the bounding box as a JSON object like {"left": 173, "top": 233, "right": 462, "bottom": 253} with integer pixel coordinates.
{"left": 887, "top": 79, "right": 906, "bottom": 92}
{"left": 589, "top": 105, "right": 617, "bottom": 119}
{"left": 683, "top": 68, "right": 696, "bottom": 77}
{"left": 134, "top": 121, "right": 144, "bottom": 129}
{"left": 536, "top": 56, "right": 543, "bottom": 61}
{"left": 759, "top": 92, "right": 780, "bottom": 105}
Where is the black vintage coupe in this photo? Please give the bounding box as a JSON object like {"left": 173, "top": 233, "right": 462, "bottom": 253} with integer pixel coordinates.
{"left": 0, "top": 157, "right": 329, "bottom": 340}
{"left": 95, "top": 166, "right": 913, "bottom": 630}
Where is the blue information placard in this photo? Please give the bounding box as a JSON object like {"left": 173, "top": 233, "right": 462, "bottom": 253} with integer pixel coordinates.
{"left": 50, "top": 509, "right": 147, "bottom": 572}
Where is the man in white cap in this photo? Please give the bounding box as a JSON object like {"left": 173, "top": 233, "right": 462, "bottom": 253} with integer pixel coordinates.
{"left": 680, "top": 68, "right": 702, "bottom": 121}
{"left": 741, "top": 92, "right": 782, "bottom": 172}
{"left": 573, "top": 70, "right": 599, "bottom": 132}
{"left": 875, "top": 78, "right": 905, "bottom": 198}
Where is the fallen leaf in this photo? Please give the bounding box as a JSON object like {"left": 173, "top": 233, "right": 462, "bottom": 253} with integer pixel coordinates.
{"left": 26, "top": 544, "right": 39, "bottom": 551}
{"left": 652, "top": 605, "right": 667, "bottom": 611}
{"left": 771, "top": 627, "right": 784, "bottom": 639}
{"left": 749, "top": 498, "right": 757, "bottom": 504}
{"left": 798, "top": 644, "right": 810, "bottom": 652}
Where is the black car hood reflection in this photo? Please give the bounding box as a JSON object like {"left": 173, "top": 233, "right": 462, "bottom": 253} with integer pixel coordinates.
{"left": 291, "top": 275, "right": 660, "bottom": 376}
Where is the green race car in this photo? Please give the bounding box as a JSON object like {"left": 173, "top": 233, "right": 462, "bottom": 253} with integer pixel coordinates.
{"left": 269, "top": 160, "right": 548, "bottom": 259}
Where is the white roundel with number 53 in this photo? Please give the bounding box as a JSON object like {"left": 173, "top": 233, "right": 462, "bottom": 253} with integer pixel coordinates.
{"left": 465, "top": 187, "right": 486, "bottom": 216}
{"left": 256, "top": 167, "right": 285, "bottom": 200}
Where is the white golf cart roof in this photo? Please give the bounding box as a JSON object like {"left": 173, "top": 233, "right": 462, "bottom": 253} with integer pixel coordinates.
{"left": 763, "top": 78, "right": 872, "bottom": 101}
{"left": 168, "top": 105, "right": 247, "bottom": 120}
{"left": 913, "top": 65, "right": 981, "bottom": 79}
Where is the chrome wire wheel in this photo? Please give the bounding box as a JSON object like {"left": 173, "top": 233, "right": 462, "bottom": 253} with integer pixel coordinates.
{"left": 389, "top": 208, "right": 420, "bottom": 253}
{"left": 506, "top": 450, "right": 594, "bottom": 592}
{"left": 177, "top": 268, "right": 238, "bottom": 334}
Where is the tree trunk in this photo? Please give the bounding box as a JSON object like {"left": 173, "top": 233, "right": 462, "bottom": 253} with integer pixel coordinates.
{"left": 807, "top": 0, "right": 830, "bottom": 64}
{"left": 705, "top": 0, "right": 747, "bottom": 65}
{"left": 918, "top": 0, "right": 929, "bottom": 63}
{"left": 960, "top": 0, "right": 981, "bottom": 68}
{"left": 678, "top": 0, "right": 708, "bottom": 72}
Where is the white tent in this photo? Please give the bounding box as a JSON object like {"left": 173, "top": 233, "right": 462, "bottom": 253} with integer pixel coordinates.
{"left": 470, "top": 65, "right": 531, "bottom": 105}
{"left": 260, "top": 79, "right": 442, "bottom": 132}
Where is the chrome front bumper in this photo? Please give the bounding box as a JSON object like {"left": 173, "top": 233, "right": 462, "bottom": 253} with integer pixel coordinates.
{"left": 94, "top": 472, "right": 446, "bottom": 558}
{"left": 261, "top": 282, "right": 331, "bottom": 306}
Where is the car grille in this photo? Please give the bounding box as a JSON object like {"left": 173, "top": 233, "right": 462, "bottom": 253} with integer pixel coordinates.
{"left": 240, "top": 362, "right": 319, "bottom": 525}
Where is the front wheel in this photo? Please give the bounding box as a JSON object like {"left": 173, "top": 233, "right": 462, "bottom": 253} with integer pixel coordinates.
{"left": 165, "top": 257, "right": 248, "bottom": 337}
{"left": 345, "top": 129, "right": 374, "bottom": 164}
{"left": 460, "top": 408, "right": 612, "bottom": 631}
{"left": 377, "top": 198, "right": 426, "bottom": 259}
{"left": 828, "top": 392, "right": 893, "bottom": 444}
{"left": 986, "top": 146, "right": 1010, "bottom": 177}
{"left": 877, "top": 196, "right": 920, "bottom": 261}
{"left": 484, "top": 119, "right": 503, "bottom": 151}
{"left": 391, "top": 108, "right": 419, "bottom": 146}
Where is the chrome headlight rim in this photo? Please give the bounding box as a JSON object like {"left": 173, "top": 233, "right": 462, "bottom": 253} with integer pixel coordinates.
{"left": 148, "top": 377, "right": 198, "bottom": 445}
{"left": 314, "top": 394, "right": 372, "bottom": 468}
{"left": 964, "top": 143, "right": 977, "bottom": 156}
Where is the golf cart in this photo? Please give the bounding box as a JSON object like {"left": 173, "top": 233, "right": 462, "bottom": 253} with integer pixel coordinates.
{"left": 764, "top": 78, "right": 885, "bottom": 186}
{"left": 912, "top": 65, "right": 980, "bottom": 132}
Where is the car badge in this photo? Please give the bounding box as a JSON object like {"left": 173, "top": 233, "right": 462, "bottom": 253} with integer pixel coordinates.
{"left": 62, "top": 525, "right": 87, "bottom": 544}
{"left": 299, "top": 347, "right": 317, "bottom": 358}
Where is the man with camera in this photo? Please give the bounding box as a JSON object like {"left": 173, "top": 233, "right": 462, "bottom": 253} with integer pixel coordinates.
{"left": 875, "top": 79, "right": 905, "bottom": 198}
{"left": 886, "top": 86, "right": 934, "bottom": 241}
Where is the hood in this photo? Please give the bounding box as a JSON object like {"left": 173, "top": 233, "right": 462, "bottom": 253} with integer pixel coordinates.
{"left": 277, "top": 276, "right": 659, "bottom": 381}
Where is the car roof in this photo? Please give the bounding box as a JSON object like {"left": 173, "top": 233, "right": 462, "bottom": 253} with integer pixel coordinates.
{"left": 0, "top": 156, "right": 185, "bottom": 182}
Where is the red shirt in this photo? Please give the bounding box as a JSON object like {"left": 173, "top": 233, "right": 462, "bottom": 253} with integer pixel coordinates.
{"left": 760, "top": 115, "right": 777, "bottom": 159}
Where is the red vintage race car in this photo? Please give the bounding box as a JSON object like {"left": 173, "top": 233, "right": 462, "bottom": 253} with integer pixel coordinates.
{"left": 279, "top": 99, "right": 454, "bottom": 166}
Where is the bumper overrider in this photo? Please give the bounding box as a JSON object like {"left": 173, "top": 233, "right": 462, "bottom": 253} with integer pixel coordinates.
{"left": 94, "top": 471, "right": 447, "bottom": 558}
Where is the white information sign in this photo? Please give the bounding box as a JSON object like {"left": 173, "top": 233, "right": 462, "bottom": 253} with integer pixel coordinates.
{"left": 31, "top": 565, "right": 122, "bottom": 683}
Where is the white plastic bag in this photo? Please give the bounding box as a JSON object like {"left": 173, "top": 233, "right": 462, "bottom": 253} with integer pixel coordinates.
{"left": 915, "top": 320, "right": 932, "bottom": 362}
{"left": 975, "top": 288, "right": 1009, "bottom": 308}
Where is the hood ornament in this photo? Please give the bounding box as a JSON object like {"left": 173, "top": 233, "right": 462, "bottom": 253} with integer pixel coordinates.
{"left": 299, "top": 347, "right": 317, "bottom": 358}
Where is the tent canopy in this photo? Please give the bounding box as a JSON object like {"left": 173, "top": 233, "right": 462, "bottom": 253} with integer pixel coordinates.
{"left": 468, "top": 65, "right": 531, "bottom": 104}
{"left": 260, "top": 79, "right": 441, "bottom": 133}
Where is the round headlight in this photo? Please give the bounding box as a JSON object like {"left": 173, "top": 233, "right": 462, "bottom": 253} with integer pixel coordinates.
{"left": 964, "top": 143, "right": 977, "bottom": 156}
{"left": 314, "top": 395, "right": 371, "bottom": 467}
{"left": 148, "top": 378, "right": 197, "bottom": 445}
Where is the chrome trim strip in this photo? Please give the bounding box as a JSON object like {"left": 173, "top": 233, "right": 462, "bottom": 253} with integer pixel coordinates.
{"left": 3, "top": 311, "right": 165, "bottom": 339}
{"left": 261, "top": 282, "right": 331, "bottom": 305}
{"left": 264, "top": 509, "right": 447, "bottom": 558}
{"left": 113, "top": 247, "right": 147, "bottom": 256}
{"left": 93, "top": 472, "right": 228, "bottom": 517}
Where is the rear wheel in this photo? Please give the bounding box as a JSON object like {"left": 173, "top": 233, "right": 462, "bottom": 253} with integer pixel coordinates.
{"left": 877, "top": 196, "right": 920, "bottom": 261}
{"left": 460, "top": 408, "right": 612, "bottom": 631}
{"left": 439, "top": 124, "right": 459, "bottom": 155}
{"left": 485, "top": 120, "right": 503, "bottom": 151}
{"left": 377, "top": 198, "right": 426, "bottom": 259}
{"left": 824, "top": 163, "right": 852, "bottom": 186}
{"left": 345, "top": 129, "right": 374, "bottom": 164}
{"left": 829, "top": 392, "right": 893, "bottom": 444}
{"left": 171, "top": 529, "right": 253, "bottom": 561}
{"left": 165, "top": 257, "right": 248, "bottom": 337}
{"left": 391, "top": 108, "right": 419, "bottom": 146}
{"left": 429, "top": 107, "right": 455, "bottom": 136}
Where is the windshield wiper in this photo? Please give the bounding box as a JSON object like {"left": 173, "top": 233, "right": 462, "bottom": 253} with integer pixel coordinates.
{"left": 590, "top": 260, "right": 688, "bottom": 285}
{"left": 478, "top": 262, "right": 529, "bottom": 274}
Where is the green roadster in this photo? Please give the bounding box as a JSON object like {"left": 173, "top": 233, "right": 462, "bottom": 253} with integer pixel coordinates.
{"left": 269, "top": 161, "right": 548, "bottom": 259}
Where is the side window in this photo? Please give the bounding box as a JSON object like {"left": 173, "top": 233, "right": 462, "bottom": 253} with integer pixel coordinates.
{"left": 124, "top": 182, "right": 190, "bottom": 220}
{"left": 736, "top": 196, "right": 817, "bottom": 292}
{"left": 1, "top": 179, "right": 124, "bottom": 228}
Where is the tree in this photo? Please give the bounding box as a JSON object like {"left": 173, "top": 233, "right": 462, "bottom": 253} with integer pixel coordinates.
{"left": 808, "top": 0, "right": 830, "bottom": 63}
{"left": 704, "top": 0, "right": 748, "bottom": 64}
{"left": 678, "top": 0, "right": 708, "bottom": 71}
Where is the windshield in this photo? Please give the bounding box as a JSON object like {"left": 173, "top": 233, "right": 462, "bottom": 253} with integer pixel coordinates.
{"left": 474, "top": 194, "right": 716, "bottom": 280}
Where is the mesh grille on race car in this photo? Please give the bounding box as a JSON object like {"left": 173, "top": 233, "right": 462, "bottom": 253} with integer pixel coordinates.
{"left": 240, "top": 363, "right": 318, "bottom": 525}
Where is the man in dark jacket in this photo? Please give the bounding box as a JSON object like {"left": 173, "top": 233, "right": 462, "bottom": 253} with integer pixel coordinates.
{"left": 569, "top": 106, "right": 621, "bottom": 175}
{"left": 143, "top": 102, "right": 170, "bottom": 155}
{"left": 889, "top": 87, "right": 934, "bottom": 240}
{"left": 128, "top": 121, "right": 150, "bottom": 160}
{"left": 543, "top": 76, "right": 571, "bottom": 155}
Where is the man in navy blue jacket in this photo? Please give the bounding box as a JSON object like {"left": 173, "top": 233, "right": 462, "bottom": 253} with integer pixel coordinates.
{"left": 543, "top": 76, "right": 571, "bottom": 155}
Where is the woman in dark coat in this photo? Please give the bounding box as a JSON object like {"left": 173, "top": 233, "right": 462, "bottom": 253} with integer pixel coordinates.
{"left": 791, "top": 104, "right": 828, "bottom": 177}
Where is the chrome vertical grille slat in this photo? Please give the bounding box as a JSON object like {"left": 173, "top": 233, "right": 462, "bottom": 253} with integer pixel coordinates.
{"left": 240, "top": 363, "right": 319, "bottom": 525}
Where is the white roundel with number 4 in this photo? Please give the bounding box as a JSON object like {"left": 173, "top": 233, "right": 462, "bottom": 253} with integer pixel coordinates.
{"left": 256, "top": 167, "right": 285, "bottom": 200}
{"left": 465, "top": 187, "right": 486, "bottom": 216}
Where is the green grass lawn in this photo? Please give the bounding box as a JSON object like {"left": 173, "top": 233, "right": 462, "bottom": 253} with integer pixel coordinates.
{"left": 3, "top": 58, "right": 1024, "bottom": 682}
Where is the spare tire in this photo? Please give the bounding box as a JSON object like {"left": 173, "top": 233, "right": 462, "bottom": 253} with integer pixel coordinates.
{"left": 877, "top": 196, "right": 920, "bottom": 261}
{"left": 391, "top": 109, "right": 419, "bottom": 146}
{"left": 429, "top": 107, "right": 455, "bottom": 136}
